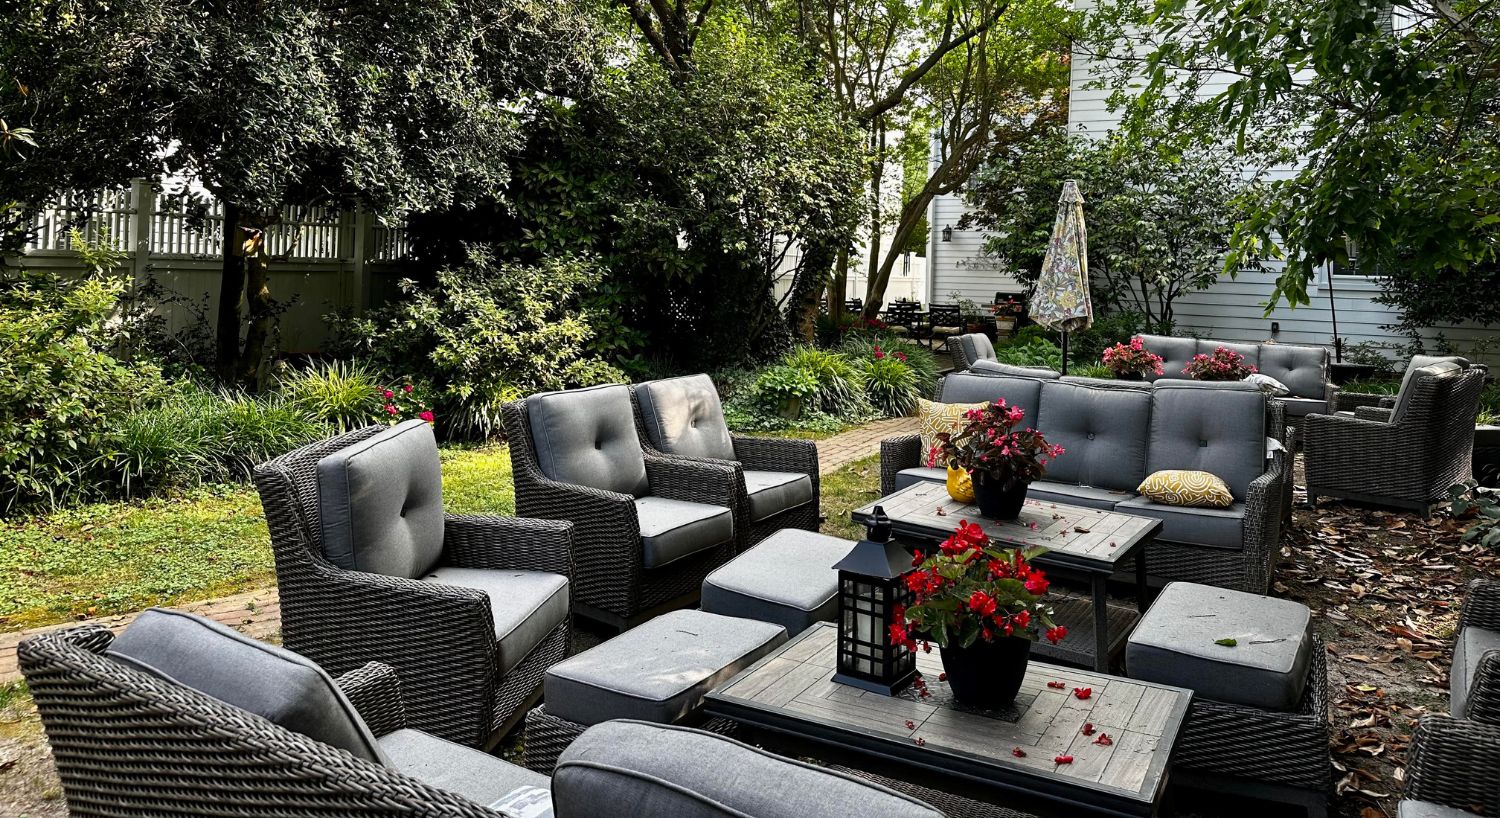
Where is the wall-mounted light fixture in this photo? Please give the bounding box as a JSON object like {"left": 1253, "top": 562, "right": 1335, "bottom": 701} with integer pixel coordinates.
{"left": 941, "top": 225, "right": 953, "bottom": 242}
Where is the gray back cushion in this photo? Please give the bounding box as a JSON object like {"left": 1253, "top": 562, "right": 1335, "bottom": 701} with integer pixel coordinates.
{"left": 1035, "top": 381, "right": 1152, "bottom": 491}
{"left": 969, "top": 360, "right": 1062, "bottom": 379}
{"left": 1154, "top": 379, "right": 1260, "bottom": 393}
{"left": 957, "top": 333, "right": 996, "bottom": 364}
{"left": 318, "top": 419, "right": 444, "bottom": 579}
{"left": 552, "top": 721, "right": 944, "bottom": 818}
{"left": 528, "top": 384, "right": 650, "bottom": 497}
{"left": 1258, "top": 343, "right": 1329, "bottom": 399}
{"left": 1059, "top": 375, "right": 1151, "bottom": 389}
{"left": 1393, "top": 361, "right": 1465, "bottom": 422}
{"left": 1137, "top": 334, "right": 1198, "bottom": 381}
{"left": 1147, "top": 386, "right": 1266, "bottom": 500}
{"left": 938, "top": 373, "right": 1044, "bottom": 425}
{"left": 1399, "top": 355, "right": 1469, "bottom": 402}
{"left": 635, "top": 375, "right": 736, "bottom": 461}
{"left": 107, "top": 608, "right": 388, "bottom": 765}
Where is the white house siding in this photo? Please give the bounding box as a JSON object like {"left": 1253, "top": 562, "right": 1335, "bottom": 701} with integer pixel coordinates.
{"left": 926, "top": 131, "right": 1027, "bottom": 307}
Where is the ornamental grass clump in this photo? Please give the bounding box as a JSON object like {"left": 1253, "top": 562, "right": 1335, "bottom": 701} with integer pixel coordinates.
{"left": 1183, "top": 346, "right": 1257, "bottom": 380}
{"left": 896, "top": 520, "right": 1068, "bottom": 650}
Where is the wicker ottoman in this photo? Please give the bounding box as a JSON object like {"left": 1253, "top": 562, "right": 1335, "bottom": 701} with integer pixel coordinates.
{"left": 1127, "top": 582, "right": 1331, "bottom": 817}
{"left": 523, "top": 609, "right": 786, "bottom": 773}
{"left": 701, "top": 528, "right": 853, "bottom": 636}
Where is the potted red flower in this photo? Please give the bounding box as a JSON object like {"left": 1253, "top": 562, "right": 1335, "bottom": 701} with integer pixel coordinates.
{"left": 934, "top": 401, "right": 1064, "bottom": 520}
{"left": 897, "top": 520, "right": 1068, "bottom": 708}
{"left": 1183, "top": 346, "right": 1257, "bottom": 381}
{"left": 1101, "top": 337, "right": 1164, "bottom": 380}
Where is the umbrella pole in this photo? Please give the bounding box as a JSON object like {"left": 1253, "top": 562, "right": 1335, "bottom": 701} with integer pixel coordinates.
{"left": 1061, "top": 330, "right": 1069, "bottom": 376}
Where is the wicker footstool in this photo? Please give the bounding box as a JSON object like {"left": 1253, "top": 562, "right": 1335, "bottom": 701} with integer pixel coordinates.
{"left": 1126, "top": 582, "right": 1331, "bottom": 817}
{"left": 701, "top": 528, "right": 853, "bottom": 635}
{"left": 523, "top": 609, "right": 786, "bottom": 772}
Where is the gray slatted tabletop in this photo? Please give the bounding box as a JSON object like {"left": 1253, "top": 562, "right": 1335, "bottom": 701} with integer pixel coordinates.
{"left": 853, "top": 482, "right": 1164, "bottom": 671}
{"left": 707, "top": 623, "right": 1193, "bottom": 818}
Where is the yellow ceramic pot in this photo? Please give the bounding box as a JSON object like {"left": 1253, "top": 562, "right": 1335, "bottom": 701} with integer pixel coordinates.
{"left": 946, "top": 466, "right": 975, "bottom": 504}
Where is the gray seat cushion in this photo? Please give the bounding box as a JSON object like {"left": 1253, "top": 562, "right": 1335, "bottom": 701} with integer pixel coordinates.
{"left": 1450, "top": 625, "right": 1500, "bottom": 718}
{"left": 380, "top": 728, "right": 552, "bottom": 812}
{"left": 317, "top": 419, "right": 445, "bottom": 579}
{"left": 701, "top": 529, "right": 853, "bottom": 635}
{"left": 1137, "top": 334, "right": 1198, "bottom": 381}
{"left": 1280, "top": 396, "right": 1330, "bottom": 417}
{"left": 107, "top": 608, "right": 387, "bottom": 764}
{"left": 743, "top": 470, "right": 815, "bottom": 522}
{"left": 422, "top": 567, "right": 569, "bottom": 674}
{"left": 1258, "top": 343, "right": 1329, "bottom": 400}
{"left": 528, "top": 384, "right": 650, "bottom": 497}
{"left": 1397, "top": 800, "right": 1480, "bottom": 818}
{"left": 552, "top": 720, "right": 945, "bottom": 818}
{"left": 969, "top": 360, "right": 1062, "bottom": 379}
{"left": 938, "top": 373, "right": 1045, "bottom": 424}
{"left": 635, "top": 375, "right": 736, "bottom": 461}
{"left": 1027, "top": 481, "right": 1135, "bottom": 511}
{"left": 894, "top": 466, "right": 946, "bottom": 491}
{"left": 1127, "top": 582, "right": 1314, "bottom": 711}
{"left": 1114, "top": 496, "right": 1245, "bottom": 550}
{"left": 956, "top": 333, "right": 996, "bottom": 365}
{"left": 1035, "top": 381, "right": 1152, "bottom": 492}
{"left": 635, "top": 496, "right": 735, "bottom": 569}
{"left": 1147, "top": 385, "right": 1266, "bottom": 500}
{"left": 544, "top": 610, "right": 786, "bottom": 726}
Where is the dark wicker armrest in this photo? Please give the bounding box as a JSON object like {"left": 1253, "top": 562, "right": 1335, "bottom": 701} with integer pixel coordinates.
{"left": 645, "top": 454, "right": 739, "bottom": 509}
{"left": 1460, "top": 579, "right": 1500, "bottom": 634}
{"left": 880, "top": 434, "right": 923, "bottom": 496}
{"left": 337, "top": 662, "right": 407, "bottom": 737}
{"left": 1242, "top": 456, "right": 1285, "bottom": 594}
{"left": 1331, "top": 390, "right": 1390, "bottom": 412}
{"left": 731, "top": 434, "right": 819, "bottom": 478}
{"left": 1404, "top": 715, "right": 1500, "bottom": 813}
{"left": 1352, "top": 405, "right": 1394, "bottom": 422}
{"left": 443, "top": 515, "right": 574, "bottom": 580}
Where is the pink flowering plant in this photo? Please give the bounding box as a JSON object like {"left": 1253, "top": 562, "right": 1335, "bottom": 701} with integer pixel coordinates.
{"left": 895, "top": 521, "right": 1068, "bottom": 650}
{"left": 1101, "top": 337, "right": 1164, "bottom": 377}
{"left": 378, "top": 381, "right": 436, "bottom": 425}
{"left": 932, "top": 400, "right": 1064, "bottom": 488}
{"left": 1183, "top": 346, "right": 1257, "bottom": 381}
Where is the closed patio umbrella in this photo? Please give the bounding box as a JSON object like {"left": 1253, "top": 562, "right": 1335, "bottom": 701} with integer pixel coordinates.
{"left": 1032, "top": 180, "right": 1093, "bottom": 374}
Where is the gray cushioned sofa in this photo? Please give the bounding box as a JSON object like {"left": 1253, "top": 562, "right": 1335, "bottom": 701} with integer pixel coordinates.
{"left": 1135, "top": 334, "right": 1333, "bottom": 418}
{"left": 20, "top": 610, "right": 966, "bottom": 818}
{"left": 882, "top": 371, "right": 1288, "bottom": 593}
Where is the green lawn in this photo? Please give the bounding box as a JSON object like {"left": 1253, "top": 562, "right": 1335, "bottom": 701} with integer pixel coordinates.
{"left": 0, "top": 445, "right": 515, "bottom": 632}
{"left": 817, "top": 454, "right": 883, "bottom": 541}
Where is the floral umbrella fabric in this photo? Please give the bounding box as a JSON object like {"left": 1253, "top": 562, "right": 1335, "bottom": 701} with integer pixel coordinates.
{"left": 1033, "top": 180, "right": 1093, "bottom": 334}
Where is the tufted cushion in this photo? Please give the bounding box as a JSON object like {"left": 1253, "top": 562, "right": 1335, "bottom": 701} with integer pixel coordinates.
{"left": 1258, "top": 343, "right": 1329, "bottom": 399}
{"left": 938, "top": 373, "right": 1045, "bottom": 424}
{"left": 1114, "top": 496, "right": 1245, "bottom": 550}
{"left": 635, "top": 375, "right": 736, "bottom": 461}
{"left": 1146, "top": 385, "right": 1265, "bottom": 500}
{"left": 318, "top": 419, "right": 445, "bottom": 579}
{"left": 380, "top": 728, "right": 552, "bottom": 811}
{"left": 635, "top": 496, "right": 734, "bottom": 569}
{"left": 1137, "top": 470, "right": 1235, "bottom": 508}
{"left": 528, "top": 384, "right": 650, "bottom": 497}
{"left": 107, "top": 608, "right": 388, "bottom": 764}
{"left": 1035, "top": 381, "right": 1152, "bottom": 492}
{"left": 422, "top": 567, "right": 569, "bottom": 674}
{"left": 956, "top": 333, "right": 997, "bottom": 365}
{"left": 1137, "top": 335, "right": 1198, "bottom": 382}
{"left": 552, "top": 721, "right": 946, "bottom": 818}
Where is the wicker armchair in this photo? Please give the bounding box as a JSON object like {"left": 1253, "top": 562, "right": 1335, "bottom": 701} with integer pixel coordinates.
{"left": 502, "top": 385, "right": 740, "bottom": 631}
{"left": 1452, "top": 578, "right": 1500, "bottom": 726}
{"left": 948, "top": 332, "right": 998, "bottom": 372}
{"left": 1304, "top": 364, "right": 1487, "bottom": 514}
{"left": 253, "top": 424, "right": 573, "bottom": 748}
{"left": 1330, "top": 354, "right": 1472, "bottom": 414}
{"left": 632, "top": 375, "right": 819, "bottom": 551}
{"left": 1400, "top": 715, "right": 1500, "bottom": 816}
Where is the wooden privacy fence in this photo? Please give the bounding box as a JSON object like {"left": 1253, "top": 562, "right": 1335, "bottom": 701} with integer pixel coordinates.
{"left": 15, "top": 179, "right": 413, "bottom": 353}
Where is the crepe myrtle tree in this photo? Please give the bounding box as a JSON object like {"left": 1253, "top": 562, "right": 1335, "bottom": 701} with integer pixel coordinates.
{"left": 1, "top": 0, "right": 599, "bottom": 388}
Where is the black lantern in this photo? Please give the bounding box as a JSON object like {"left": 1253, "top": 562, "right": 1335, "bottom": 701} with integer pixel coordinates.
{"left": 831, "top": 506, "right": 917, "bottom": 695}
{"left": 941, "top": 224, "right": 953, "bottom": 242}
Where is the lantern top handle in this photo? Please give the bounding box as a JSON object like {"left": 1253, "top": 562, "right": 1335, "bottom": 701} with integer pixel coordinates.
{"left": 866, "top": 506, "right": 892, "bottom": 543}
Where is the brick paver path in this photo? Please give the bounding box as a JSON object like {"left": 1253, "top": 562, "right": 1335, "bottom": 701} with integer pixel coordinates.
{"left": 0, "top": 416, "right": 918, "bottom": 684}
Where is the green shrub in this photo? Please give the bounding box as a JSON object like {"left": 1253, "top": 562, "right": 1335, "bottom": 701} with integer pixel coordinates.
{"left": 339, "top": 246, "right": 626, "bottom": 438}
{"left": 838, "top": 335, "right": 938, "bottom": 396}
{"left": 1003, "top": 325, "right": 1055, "bottom": 348}
{"left": 751, "top": 365, "right": 820, "bottom": 418}
{"left": 855, "top": 355, "right": 920, "bottom": 417}
{"left": 995, "top": 337, "right": 1065, "bottom": 371}
{"left": 277, "top": 359, "right": 388, "bottom": 432}
{"left": 1068, "top": 312, "right": 1145, "bottom": 366}
{"left": 1070, "top": 364, "right": 1115, "bottom": 379}
{"left": 780, "top": 347, "right": 867, "bottom": 415}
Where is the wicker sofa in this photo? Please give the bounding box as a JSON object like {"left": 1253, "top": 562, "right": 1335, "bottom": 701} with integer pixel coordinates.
{"left": 1135, "top": 334, "right": 1334, "bottom": 418}
{"left": 19, "top": 611, "right": 971, "bottom": 818}
{"left": 253, "top": 421, "right": 572, "bottom": 747}
{"left": 882, "top": 371, "right": 1288, "bottom": 593}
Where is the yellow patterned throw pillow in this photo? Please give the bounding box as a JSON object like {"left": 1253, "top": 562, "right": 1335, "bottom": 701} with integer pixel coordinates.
{"left": 916, "top": 398, "right": 988, "bottom": 466}
{"left": 1136, "top": 470, "right": 1234, "bottom": 508}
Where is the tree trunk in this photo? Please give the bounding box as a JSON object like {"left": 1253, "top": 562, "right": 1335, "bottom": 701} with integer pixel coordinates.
{"left": 787, "top": 237, "right": 838, "bottom": 341}
{"left": 865, "top": 123, "right": 886, "bottom": 292}
{"left": 865, "top": 192, "right": 935, "bottom": 319}
{"left": 237, "top": 245, "right": 273, "bottom": 389}
{"left": 829, "top": 246, "right": 850, "bottom": 323}
{"left": 215, "top": 201, "right": 245, "bottom": 385}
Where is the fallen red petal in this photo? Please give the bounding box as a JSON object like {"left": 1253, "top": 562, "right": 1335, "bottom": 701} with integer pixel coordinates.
{"left": 1012, "top": 747, "right": 1026, "bottom": 757}
{"left": 1081, "top": 722, "right": 1095, "bottom": 735}
{"left": 1055, "top": 754, "right": 1074, "bottom": 764}
{"left": 1094, "top": 733, "right": 1113, "bottom": 746}
{"left": 1072, "top": 687, "right": 1093, "bottom": 700}
{"left": 1047, "top": 681, "right": 1066, "bottom": 690}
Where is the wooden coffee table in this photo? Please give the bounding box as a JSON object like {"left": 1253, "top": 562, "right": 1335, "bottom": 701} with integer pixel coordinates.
{"left": 853, "top": 482, "right": 1163, "bottom": 671}
{"left": 707, "top": 624, "right": 1192, "bottom": 818}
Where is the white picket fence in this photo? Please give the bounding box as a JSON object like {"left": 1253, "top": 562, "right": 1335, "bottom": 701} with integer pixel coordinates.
{"left": 15, "top": 179, "right": 412, "bottom": 352}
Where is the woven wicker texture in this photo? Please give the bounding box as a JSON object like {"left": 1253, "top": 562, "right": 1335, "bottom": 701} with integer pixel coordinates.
{"left": 502, "top": 395, "right": 740, "bottom": 628}
{"left": 1305, "top": 368, "right": 1486, "bottom": 512}
{"left": 19, "top": 625, "right": 507, "bottom": 818}
{"left": 253, "top": 425, "right": 574, "bottom": 747}
{"left": 522, "top": 704, "right": 739, "bottom": 774}
{"left": 1457, "top": 579, "right": 1500, "bottom": 725}
{"left": 1403, "top": 715, "right": 1500, "bottom": 813}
